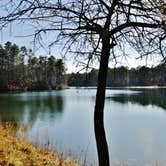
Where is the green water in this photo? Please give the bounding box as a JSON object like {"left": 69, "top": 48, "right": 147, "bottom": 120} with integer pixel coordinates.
{"left": 0, "top": 88, "right": 166, "bottom": 165}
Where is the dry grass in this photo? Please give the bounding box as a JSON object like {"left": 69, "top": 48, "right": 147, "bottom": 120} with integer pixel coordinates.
{"left": 0, "top": 123, "right": 79, "bottom": 166}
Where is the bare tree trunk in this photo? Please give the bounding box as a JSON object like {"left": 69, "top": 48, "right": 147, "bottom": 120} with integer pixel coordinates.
{"left": 94, "top": 35, "right": 110, "bottom": 166}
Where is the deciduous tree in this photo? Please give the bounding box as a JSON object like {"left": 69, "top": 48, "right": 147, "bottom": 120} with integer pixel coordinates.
{"left": 0, "top": 1, "right": 166, "bottom": 165}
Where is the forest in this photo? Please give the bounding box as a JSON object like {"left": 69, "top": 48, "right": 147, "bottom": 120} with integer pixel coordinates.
{"left": 68, "top": 63, "right": 166, "bottom": 87}
{"left": 0, "top": 42, "right": 66, "bottom": 91}
{"left": 1, "top": 41, "right": 165, "bottom": 91}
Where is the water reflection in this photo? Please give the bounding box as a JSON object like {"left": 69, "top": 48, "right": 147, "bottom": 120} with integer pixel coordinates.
{"left": 110, "top": 89, "right": 166, "bottom": 110}
{"left": 0, "top": 92, "right": 64, "bottom": 126}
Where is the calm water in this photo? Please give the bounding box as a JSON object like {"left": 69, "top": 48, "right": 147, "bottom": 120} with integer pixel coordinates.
{"left": 1, "top": 88, "right": 166, "bottom": 165}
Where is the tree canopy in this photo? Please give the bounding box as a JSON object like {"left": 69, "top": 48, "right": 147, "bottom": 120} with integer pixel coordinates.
{"left": 0, "top": 42, "right": 66, "bottom": 91}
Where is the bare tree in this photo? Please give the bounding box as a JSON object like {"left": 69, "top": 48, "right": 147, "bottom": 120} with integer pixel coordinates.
{"left": 0, "top": 0, "right": 166, "bottom": 165}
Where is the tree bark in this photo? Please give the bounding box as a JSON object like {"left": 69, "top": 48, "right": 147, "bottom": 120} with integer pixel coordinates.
{"left": 94, "top": 34, "right": 110, "bottom": 166}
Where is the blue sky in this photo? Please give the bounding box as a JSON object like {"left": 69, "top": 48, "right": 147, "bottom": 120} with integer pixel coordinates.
{"left": 0, "top": 1, "right": 162, "bottom": 73}
{"left": 0, "top": 27, "right": 161, "bottom": 73}
{"left": 0, "top": 21, "right": 78, "bottom": 73}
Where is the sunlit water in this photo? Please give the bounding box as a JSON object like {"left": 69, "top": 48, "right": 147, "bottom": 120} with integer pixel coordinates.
{"left": 0, "top": 87, "right": 166, "bottom": 165}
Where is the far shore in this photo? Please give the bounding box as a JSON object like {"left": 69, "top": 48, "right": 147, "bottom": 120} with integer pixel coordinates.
{"left": 0, "top": 85, "right": 166, "bottom": 93}
{"left": 72, "top": 86, "right": 166, "bottom": 89}
{"left": 0, "top": 84, "right": 69, "bottom": 93}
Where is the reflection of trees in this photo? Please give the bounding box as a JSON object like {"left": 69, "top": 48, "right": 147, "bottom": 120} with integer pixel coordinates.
{"left": 110, "top": 89, "right": 166, "bottom": 110}
{"left": 0, "top": 93, "right": 64, "bottom": 126}
{"left": 27, "top": 94, "right": 64, "bottom": 126}
{"left": 0, "top": 95, "right": 25, "bottom": 125}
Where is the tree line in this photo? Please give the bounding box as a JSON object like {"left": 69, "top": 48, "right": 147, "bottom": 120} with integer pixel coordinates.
{"left": 68, "top": 63, "right": 166, "bottom": 87}
{"left": 0, "top": 41, "right": 66, "bottom": 91}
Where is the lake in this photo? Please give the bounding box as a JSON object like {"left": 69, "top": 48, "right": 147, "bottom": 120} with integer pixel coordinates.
{"left": 0, "top": 87, "right": 166, "bottom": 165}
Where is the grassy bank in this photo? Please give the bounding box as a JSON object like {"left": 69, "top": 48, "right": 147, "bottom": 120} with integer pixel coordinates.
{"left": 0, "top": 123, "right": 79, "bottom": 166}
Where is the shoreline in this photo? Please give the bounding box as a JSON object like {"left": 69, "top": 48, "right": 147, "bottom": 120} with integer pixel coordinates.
{"left": 0, "top": 85, "right": 166, "bottom": 93}
{"left": 0, "top": 123, "right": 79, "bottom": 166}
{"left": 71, "top": 86, "right": 166, "bottom": 89}
{"left": 0, "top": 84, "right": 69, "bottom": 93}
